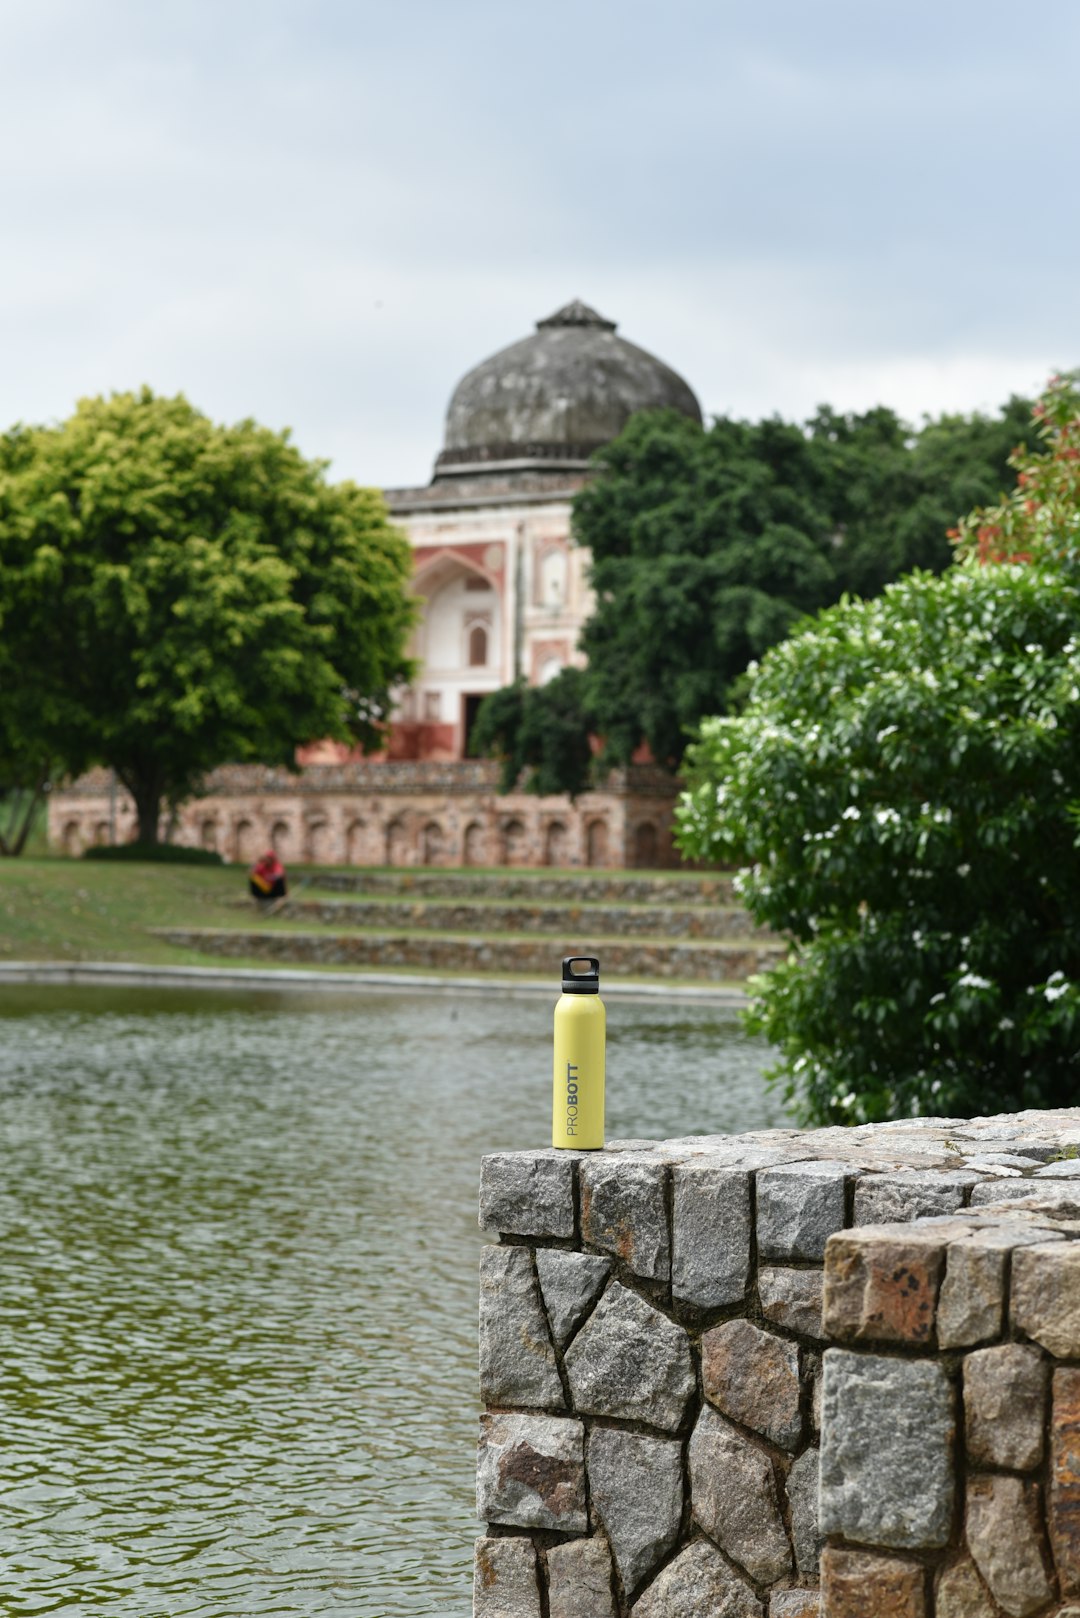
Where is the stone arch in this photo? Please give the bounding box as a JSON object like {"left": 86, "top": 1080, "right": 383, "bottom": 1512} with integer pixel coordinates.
{"left": 305, "top": 819, "right": 332, "bottom": 864}
{"left": 200, "top": 818, "right": 220, "bottom": 854}
{"left": 233, "top": 819, "right": 257, "bottom": 864}
{"left": 544, "top": 820, "right": 569, "bottom": 867}
{"left": 385, "top": 817, "right": 409, "bottom": 866}
{"left": 413, "top": 553, "right": 502, "bottom": 675}
{"left": 634, "top": 821, "right": 659, "bottom": 868}
{"left": 463, "top": 821, "right": 486, "bottom": 866}
{"left": 468, "top": 623, "right": 489, "bottom": 667}
{"left": 62, "top": 820, "right": 81, "bottom": 856}
{"left": 501, "top": 817, "right": 528, "bottom": 867}
{"left": 586, "top": 818, "right": 609, "bottom": 868}
{"left": 270, "top": 820, "right": 291, "bottom": 859}
{"left": 421, "top": 820, "right": 445, "bottom": 866}
{"left": 94, "top": 821, "right": 110, "bottom": 846}
{"left": 346, "top": 819, "right": 367, "bottom": 865}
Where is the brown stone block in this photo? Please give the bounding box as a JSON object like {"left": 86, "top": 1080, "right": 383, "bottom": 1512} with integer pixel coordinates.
{"left": 1013, "top": 1244, "right": 1080, "bottom": 1359}
{"left": 966, "top": 1472, "right": 1055, "bottom": 1615}
{"left": 823, "top": 1227, "right": 948, "bottom": 1344}
{"left": 820, "top": 1547, "right": 926, "bottom": 1617}
{"left": 701, "top": 1318, "right": 802, "bottom": 1450}
{"left": 1051, "top": 1367, "right": 1080, "bottom": 1597}
{"left": 964, "top": 1343, "right": 1048, "bottom": 1472}
{"left": 935, "top": 1554, "right": 997, "bottom": 1618}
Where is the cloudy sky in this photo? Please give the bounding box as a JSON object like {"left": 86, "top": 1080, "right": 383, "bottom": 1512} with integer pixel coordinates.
{"left": 2, "top": 0, "right": 1078, "bottom": 488}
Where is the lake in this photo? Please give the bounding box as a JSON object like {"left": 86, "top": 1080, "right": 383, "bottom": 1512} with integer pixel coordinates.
{"left": 0, "top": 985, "right": 780, "bottom": 1616}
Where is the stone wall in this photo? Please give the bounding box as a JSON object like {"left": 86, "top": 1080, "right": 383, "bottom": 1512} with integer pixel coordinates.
{"left": 474, "top": 1110, "right": 1080, "bottom": 1617}
{"left": 48, "top": 761, "right": 680, "bottom": 869}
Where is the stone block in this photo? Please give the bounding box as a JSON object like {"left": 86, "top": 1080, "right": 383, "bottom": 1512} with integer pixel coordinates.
{"left": 689, "top": 1404, "right": 792, "bottom": 1584}
{"left": 476, "top": 1412, "right": 587, "bottom": 1533}
{"left": 587, "top": 1427, "right": 682, "bottom": 1595}
{"left": 820, "top": 1350, "right": 954, "bottom": 1549}
{"left": 480, "top": 1151, "right": 576, "bottom": 1239}
{"left": 966, "top": 1473, "right": 1054, "bottom": 1616}
{"left": 770, "top": 1593, "right": 821, "bottom": 1618}
{"left": 701, "top": 1318, "right": 801, "bottom": 1450}
{"left": 757, "top": 1162, "right": 849, "bottom": 1262}
{"left": 546, "top": 1535, "right": 617, "bottom": 1618}
{"left": 671, "top": 1162, "right": 752, "bottom": 1307}
{"left": 479, "top": 1247, "right": 564, "bottom": 1409}
{"left": 580, "top": 1157, "right": 669, "bottom": 1281}
{"left": 853, "top": 1172, "right": 970, "bottom": 1225}
{"left": 759, "top": 1266, "right": 825, "bottom": 1340}
{"left": 564, "top": 1282, "right": 694, "bottom": 1432}
{"left": 473, "top": 1536, "right": 542, "bottom": 1618}
{"left": 823, "top": 1227, "right": 947, "bottom": 1345}
{"left": 964, "top": 1343, "right": 1047, "bottom": 1471}
{"left": 1050, "top": 1367, "right": 1080, "bottom": 1597}
{"left": 820, "top": 1548, "right": 926, "bottom": 1618}
{"left": 787, "top": 1446, "right": 823, "bottom": 1577}
{"left": 938, "top": 1231, "right": 1009, "bottom": 1347}
{"left": 1013, "top": 1242, "right": 1080, "bottom": 1358}
{"left": 534, "top": 1250, "right": 611, "bottom": 1348}
{"left": 631, "top": 1537, "right": 762, "bottom": 1617}
{"left": 935, "top": 1555, "right": 996, "bottom": 1618}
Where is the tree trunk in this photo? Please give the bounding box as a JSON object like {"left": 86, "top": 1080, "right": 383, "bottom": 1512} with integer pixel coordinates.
{"left": 0, "top": 777, "right": 47, "bottom": 857}
{"left": 130, "top": 777, "right": 164, "bottom": 846}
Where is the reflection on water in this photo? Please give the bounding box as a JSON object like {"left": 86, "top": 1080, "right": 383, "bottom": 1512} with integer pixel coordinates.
{"left": 0, "top": 986, "right": 780, "bottom": 1616}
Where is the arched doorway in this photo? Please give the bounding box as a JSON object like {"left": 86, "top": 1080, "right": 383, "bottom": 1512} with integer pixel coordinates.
{"left": 234, "top": 819, "right": 256, "bottom": 864}
{"left": 422, "top": 820, "right": 445, "bottom": 866}
{"left": 544, "top": 821, "right": 569, "bottom": 867}
{"left": 586, "top": 819, "right": 609, "bottom": 868}
{"left": 463, "top": 822, "right": 486, "bottom": 866}
{"left": 634, "top": 821, "right": 658, "bottom": 868}
{"left": 500, "top": 818, "right": 528, "bottom": 867}
{"left": 385, "top": 818, "right": 408, "bottom": 866}
{"left": 306, "top": 819, "right": 332, "bottom": 864}
{"left": 346, "top": 820, "right": 367, "bottom": 865}
{"left": 270, "top": 821, "right": 291, "bottom": 859}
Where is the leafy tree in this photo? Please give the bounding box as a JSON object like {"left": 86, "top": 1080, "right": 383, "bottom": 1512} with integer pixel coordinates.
{"left": 468, "top": 667, "right": 594, "bottom": 797}
{"left": 676, "top": 378, "right": 1080, "bottom": 1125}
{"left": 0, "top": 390, "right": 416, "bottom": 845}
{"left": 472, "top": 396, "right": 1036, "bottom": 787}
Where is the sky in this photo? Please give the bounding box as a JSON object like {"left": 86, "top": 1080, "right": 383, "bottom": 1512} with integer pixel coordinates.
{"left": 2, "top": 0, "right": 1079, "bottom": 489}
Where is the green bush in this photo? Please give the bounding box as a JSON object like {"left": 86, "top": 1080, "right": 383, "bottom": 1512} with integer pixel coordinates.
{"left": 83, "top": 842, "right": 225, "bottom": 866}
{"left": 677, "top": 557, "right": 1080, "bottom": 1124}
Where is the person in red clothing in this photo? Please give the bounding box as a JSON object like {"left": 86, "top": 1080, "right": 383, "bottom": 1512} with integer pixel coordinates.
{"left": 249, "top": 850, "right": 287, "bottom": 903}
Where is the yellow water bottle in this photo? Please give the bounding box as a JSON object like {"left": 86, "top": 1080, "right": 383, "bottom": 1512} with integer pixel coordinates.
{"left": 552, "top": 956, "right": 605, "bottom": 1150}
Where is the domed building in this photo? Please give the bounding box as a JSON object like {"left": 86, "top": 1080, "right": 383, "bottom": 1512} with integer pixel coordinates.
{"left": 384, "top": 301, "right": 701, "bottom": 765}
{"left": 50, "top": 303, "right": 703, "bottom": 869}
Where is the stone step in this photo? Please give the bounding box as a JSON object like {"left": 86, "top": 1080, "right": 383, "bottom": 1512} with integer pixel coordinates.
{"left": 153, "top": 927, "right": 785, "bottom": 982}
{"left": 276, "top": 896, "right": 772, "bottom": 942}
{"left": 310, "top": 869, "right": 737, "bottom": 905}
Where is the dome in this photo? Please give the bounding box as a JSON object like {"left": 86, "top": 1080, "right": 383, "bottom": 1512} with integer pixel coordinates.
{"left": 434, "top": 300, "right": 702, "bottom": 477}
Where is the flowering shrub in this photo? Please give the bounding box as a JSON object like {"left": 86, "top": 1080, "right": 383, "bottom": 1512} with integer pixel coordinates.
{"left": 676, "top": 378, "right": 1080, "bottom": 1124}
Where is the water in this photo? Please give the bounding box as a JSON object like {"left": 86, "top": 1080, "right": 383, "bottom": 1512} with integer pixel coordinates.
{"left": 0, "top": 986, "right": 780, "bottom": 1616}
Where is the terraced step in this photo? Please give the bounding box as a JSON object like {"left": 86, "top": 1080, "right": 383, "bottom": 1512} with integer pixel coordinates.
{"left": 152, "top": 927, "right": 786, "bottom": 982}
{"left": 274, "top": 896, "right": 772, "bottom": 942}
{"left": 311, "top": 869, "right": 737, "bottom": 905}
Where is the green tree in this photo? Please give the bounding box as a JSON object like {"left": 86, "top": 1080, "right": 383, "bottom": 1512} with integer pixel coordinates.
{"left": 471, "top": 397, "right": 1035, "bottom": 788}
{"left": 468, "top": 667, "right": 595, "bottom": 797}
{"left": 676, "top": 378, "right": 1080, "bottom": 1125}
{"left": 0, "top": 390, "right": 416, "bottom": 845}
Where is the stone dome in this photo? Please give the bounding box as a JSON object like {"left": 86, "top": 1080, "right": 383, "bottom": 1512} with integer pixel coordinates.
{"left": 434, "top": 300, "right": 702, "bottom": 477}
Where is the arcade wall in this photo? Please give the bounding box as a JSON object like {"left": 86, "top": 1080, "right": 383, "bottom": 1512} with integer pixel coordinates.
{"left": 475, "top": 1111, "right": 1080, "bottom": 1617}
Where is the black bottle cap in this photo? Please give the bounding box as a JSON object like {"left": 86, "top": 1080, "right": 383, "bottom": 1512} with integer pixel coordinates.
{"left": 562, "top": 956, "right": 600, "bottom": 994}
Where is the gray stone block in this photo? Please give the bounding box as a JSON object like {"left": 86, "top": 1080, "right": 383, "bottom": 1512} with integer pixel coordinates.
{"left": 689, "top": 1404, "right": 792, "bottom": 1584}
{"left": 535, "top": 1249, "right": 611, "bottom": 1348}
{"left": 480, "top": 1151, "right": 576, "bottom": 1238}
{"left": 853, "top": 1173, "right": 969, "bottom": 1225}
{"left": 580, "top": 1157, "right": 669, "bottom": 1281}
{"left": 479, "top": 1246, "right": 564, "bottom": 1409}
{"left": 963, "top": 1343, "right": 1047, "bottom": 1471}
{"left": 1012, "top": 1241, "right": 1080, "bottom": 1358}
{"left": 820, "top": 1350, "right": 954, "bottom": 1550}
{"left": 564, "top": 1282, "right": 694, "bottom": 1432}
{"left": 546, "top": 1536, "right": 617, "bottom": 1618}
{"left": 473, "top": 1536, "right": 541, "bottom": 1618}
{"left": 476, "top": 1411, "right": 587, "bottom": 1532}
{"left": 671, "top": 1162, "right": 752, "bottom": 1308}
{"left": 935, "top": 1556, "right": 996, "bottom": 1618}
{"left": 787, "top": 1446, "right": 822, "bottom": 1577}
{"left": 588, "top": 1427, "right": 683, "bottom": 1595}
{"left": 701, "top": 1319, "right": 801, "bottom": 1450}
{"left": 769, "top": 1593, "right": 821, "bottom": 1618}
{"left": 757, "top": 1162, "right": 849, "bottom": 1262}
{"left": 758, "top": 1266, "right": 825, "bottom": 1340}
{"left": 631, "top": 1537, "right": 763, "bottom": 1617}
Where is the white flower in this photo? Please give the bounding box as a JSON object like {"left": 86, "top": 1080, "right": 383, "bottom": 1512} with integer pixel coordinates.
{"left": 841, "top": 806, "right": 860, "bottom": 821}
{"left": 998, "top": 1017, "right": 1015, "bottom": 1031}
{"left": 957, "top": 864, "right": 971, "bottom": 878}
{"left": 930, "top": 992, "right": 946, "bottom": 1005}
{"left": 876, "top": 725, "right": 899, "bottom": 742}
{"left": 957, "top": 973, "right": 992, "bottom": 991}
{"left": 1046, "top": 982, "right": 1070, "bottom": 1002}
